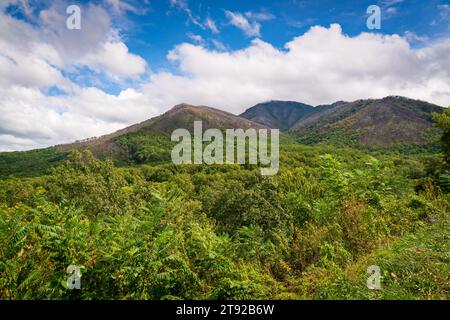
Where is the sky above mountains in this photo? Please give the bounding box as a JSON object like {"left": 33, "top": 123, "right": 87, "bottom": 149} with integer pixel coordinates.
{"left": 1, "top": 0, "right": 450, "bottom": 151}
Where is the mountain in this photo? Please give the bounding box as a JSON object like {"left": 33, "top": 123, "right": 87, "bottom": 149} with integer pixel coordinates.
{"left": 291, "top": 96, "right": 444, "bottom": 147}
{"left": 239, "top": 100, "right": 315, "bottom": 130}
{"left": 0, "top": 97, "right": 445, "bottom": 178}
{"left": 58, "top": 103, "right": 267, "bottom": 158}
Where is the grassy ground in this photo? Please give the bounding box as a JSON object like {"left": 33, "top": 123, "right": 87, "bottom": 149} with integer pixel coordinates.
{"left": 296, "top": 220, "right": 450, "bottom": 300}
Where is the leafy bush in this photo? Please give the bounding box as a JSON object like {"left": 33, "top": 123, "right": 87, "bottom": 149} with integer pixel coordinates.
{"left": 0, "top": 138, "right": 448, "bottom": 300}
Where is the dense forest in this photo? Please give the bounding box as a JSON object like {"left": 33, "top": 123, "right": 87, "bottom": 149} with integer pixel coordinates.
{"left": 0, "top": 109, "right": 449, "bottom": 300}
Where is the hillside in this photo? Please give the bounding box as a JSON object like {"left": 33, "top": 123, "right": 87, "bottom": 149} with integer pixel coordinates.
{"left": 239, "top": 100, "right": 315, "bottom": 130}
{"left": 291, "top": 96, "right": 444, "bottom": 148}
{"left": 59, "top": 103, "right": 267, "bottom": 162}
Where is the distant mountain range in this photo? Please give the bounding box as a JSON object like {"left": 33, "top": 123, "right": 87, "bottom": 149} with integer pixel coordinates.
{"left": 0, "top": 96, "right": 445, "bottom": 177}
{"left": 63, "top": 95, "right": 444, "bottom": 155}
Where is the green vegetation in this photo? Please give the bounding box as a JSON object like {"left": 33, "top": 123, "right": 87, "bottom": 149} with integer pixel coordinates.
{"left": 295, "top": 125, "right": 363, "bottom": 147}
{"left": 0, "top": 148, "right": 67, "bottom": 179}
{"left": 115, "top": 133, "right": 175, "bottom": 164}
{"left": 433, "top": 109, "right": 450, "bottom": 165}
{"left": 0, "top": 113, "right": 449, "bottom": 300}
{"left": 0, "top": 137, "right": 450, "bottom": 299}
{"left": 433, "top": 109, "right": 450, "bottom": 193}
{"left": 297, "top": 220, "right": 449, "bottom": 299}
{"left": 291, "top": 97, "right": 445, "bottom": 149}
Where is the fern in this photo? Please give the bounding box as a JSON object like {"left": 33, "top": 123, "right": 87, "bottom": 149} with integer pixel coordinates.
{"left": 439, "top": 171, "right": 450, "bottom": 193}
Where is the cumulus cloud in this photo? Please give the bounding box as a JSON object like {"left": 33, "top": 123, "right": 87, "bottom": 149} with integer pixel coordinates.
{"left": 0, "top": 84, "right": 156, "bottom": 151}
{"left": 159, "top": 24, "right": 450, "bottom": 111}
{"left": 38, "top": 3, "right": 147, "bottom": 78}
{"left": 0, "top": 2, "right": 450, "bottom": 152}
{"left": 81, "top": 41, "right": 147, "bottom": 79}
{"left": 0, "top": 2, "right": 150, "bottom": 150}
{"left": 0, "top": 11, "right": 70, "bottom": 90}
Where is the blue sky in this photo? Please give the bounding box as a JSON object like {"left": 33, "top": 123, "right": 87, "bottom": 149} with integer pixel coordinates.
{"left": 92, "top": 0, "right": 449, "bottom": 68}
{"left": 0, "top": 0, "right": 449, "bottom": 150}
{"left": 117, "top": 2, "right": 445, "bottom": 44}
{"left": 76, "top": 1, "right": 450, "bottom": 78}
{"left": 7, "top": 0, "right": 449, "bottom": 88}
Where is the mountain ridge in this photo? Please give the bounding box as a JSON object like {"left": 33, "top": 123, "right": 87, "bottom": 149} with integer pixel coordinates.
{"left": 239, "top": 100, "right": 315, "bottom": 131}
{"left": 0, "top": 96, "right": 445, "bottom": 177}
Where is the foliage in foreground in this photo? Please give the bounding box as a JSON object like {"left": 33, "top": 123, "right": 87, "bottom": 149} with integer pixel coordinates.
{"left": 297, "top": 220, "right": 449, "bottom": 300}
{"left": 0, "top": 139, "right": 448, "bottom": 300}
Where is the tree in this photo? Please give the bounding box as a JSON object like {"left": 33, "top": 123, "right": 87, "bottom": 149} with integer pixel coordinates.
{"left": 433, "top": 109, "right": 450, "bottom": 192}
{"left": 433, "top": 108, "right": 450, "bottom": 165}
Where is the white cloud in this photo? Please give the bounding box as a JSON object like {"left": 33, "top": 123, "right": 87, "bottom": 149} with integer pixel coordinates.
{"left": 212, "top": 39, "right": 227, "bottom": 51}
{"left": 438, "top": 4, "right": 450, "bottom": 23}
{"left": 38, "top": 3, "right": 147, "bottom": 78}
{"left": 403, "top": 31, "right": 429, "bottom": 43}
{"left": 245, "top": 11, "right": 275, "bottom": 21}
{"left": 157, "top": 24, "right": 450, "bottom": 112}
{"left": 106, "top": 0, "right": 146, "bottom": 15}
{"left": 225, "top": 10, "right": 261, "bottom": 37}
{"left": 386, "top": 7, "right": 397, "bottom": 14}
{"left": 0, "top": 85, "right": 157, "bottom": 150}
{"left": 170, "top": 0, "right": 204, "bottom": 29}
{"left": 382, "top": 0, "right": 404, "bottom": 6}
{"left": 0, "top": 2, "right": 150, "bottom": 150}
{"left": 438, "top": 4, "right": 450, "bottom": 17}
{"left": 81, "top": 41, "right": 147, "bottom": 79}
{"left": 0, "top": 3, "right": 147, "bottom": 82}
{"left": 224, "top": 10, "right": 274, "bottom": 37}
{"left": 0, "top": 11, "right": 69, "bottom": 90}
{"left": 205, "top": 17, "right": 219, "bottom": 34}
{"left": 169, "top": 0, "right": 187, "bottom": 10}
{"left": 187, "top": 33, "right": 205, "bottom": 45}
{"left": 170, "top": 0, "right": 219, "bottom": 34}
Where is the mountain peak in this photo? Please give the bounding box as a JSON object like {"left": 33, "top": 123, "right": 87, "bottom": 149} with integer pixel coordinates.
{"left": 171, "top": 103, "right": 197, "bottom": 110}
{"left": 240, "top": 100, "right": 315, "bottom": 130}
